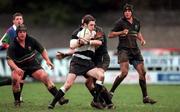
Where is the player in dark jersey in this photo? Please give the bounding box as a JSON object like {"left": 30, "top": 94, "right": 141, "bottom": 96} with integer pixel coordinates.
{"left": 108, "top": 4, "right": 157, "bottom": 104}
{"left": 48, "top": 14, "right": 110, "bottom": 109}
{"left": 6, "top": 24, "right": 68, "bottom": 107}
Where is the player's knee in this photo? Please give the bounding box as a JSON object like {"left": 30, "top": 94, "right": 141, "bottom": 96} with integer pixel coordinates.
{"left": 97, "top": 73, "right": 104, "bottom": 81}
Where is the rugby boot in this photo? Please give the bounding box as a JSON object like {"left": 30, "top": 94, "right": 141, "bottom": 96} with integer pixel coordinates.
{"left": 48, "top": 104, "right": 54, "bottom": 109}
{"left": 90, "top": 101, "right": 104, "bottom": 109}
{"left": 58, "top": 97, "right": 69, "bottom": 105}
{"left": 105, "top": 103, "right": 116, "bottom": 109}
{"left": 14, "top": 100, "right": 21, "bottom": 107}
{"left": 143, "top": 96, "right": 157, "bottom": 104}
{"left": 109, "top": 92, "right": 114, "bottom": 100}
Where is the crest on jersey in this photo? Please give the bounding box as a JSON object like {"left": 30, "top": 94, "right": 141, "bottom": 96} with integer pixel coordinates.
{"left": 28, "top": 46, "right": 32, "bottom": 50}
{"left": 135, "top": 25, "right": 138, "bottom": 30}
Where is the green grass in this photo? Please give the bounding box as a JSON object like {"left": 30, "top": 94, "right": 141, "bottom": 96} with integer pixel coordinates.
{"left": 0, "top": 83, "right": 180, "bottom": 112}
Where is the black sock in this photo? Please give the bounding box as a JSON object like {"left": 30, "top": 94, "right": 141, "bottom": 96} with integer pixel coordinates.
{"left": 100, "top": 87, "right": 112, "bottom": 105}
{"left": 48, "top": 86, "right": 58, "bottom": 97}
{"left": 19, "top": 83, "right": 24, "bottom": 97}
{"left": 89, "top": 88, "right": 96, "bottom": 101}
{"left": 110, "top": 75, "right": 126, "bottom": 93}
{"left": 89, "top": 88, "right": 95, "bottom": 97}
{"left": 94, "top": 83, "right": 103, "bottom": 102}
{"left": 0, "top": 78, "right": 12, "bottom": 86}
{"left": 139, "top": 79, "right": 148, "bottom": 98}
{"left": 13, "top": 91, "right": 21, "bottom": 101}
{"left": 50, "top": 89, "right": 64, "bottom": 106}
{"left": 20, "top": 83, "right": 24, "bottom": 92}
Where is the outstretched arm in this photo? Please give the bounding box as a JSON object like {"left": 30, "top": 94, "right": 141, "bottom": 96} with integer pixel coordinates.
{"left": 108, "top": 29, "right": 129, "bottom": 38}
{"left": 56, "top": 48, "right": 75, "bottom": 60}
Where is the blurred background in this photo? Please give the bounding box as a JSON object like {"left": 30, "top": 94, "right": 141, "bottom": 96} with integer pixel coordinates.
{"left": 0, "top": 0, "right": 180, "bottom": 49}
{"left": 0, "top": 0, "right": 180, "bottom": 84}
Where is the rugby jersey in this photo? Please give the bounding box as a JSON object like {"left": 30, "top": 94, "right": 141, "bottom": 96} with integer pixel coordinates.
{"left": 7, "top": 35, "right": 44, "bottom": 68}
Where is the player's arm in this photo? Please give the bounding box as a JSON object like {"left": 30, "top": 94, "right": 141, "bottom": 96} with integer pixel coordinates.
{"left": 70, "top": 39, "right": 81, "bottom": 49}
{"left": 70, "top": 28, "right": 89, "bottom": 49}
{"left": 89, "top": 39, "right": 102, "bottom": 47}
{"left": 70, "top": 27, "right": 85, "bottom": 49}
{"left": 31, "top": 37, "right": 54, "bottom": 69}
{"left": 56, "top": 48, "right": 74, "bottom": 60}
{"left": 7, "top": 59, "right": 18, "bottom": 70}
{"left": 108, "top": 29, "right": 129, "bottom": 38}
{"left": 108, "top": 20, "right": 129, "bottom": 38}
{"left": 137, "top": 32, "right": 146, "bottom": 46}
{"left": 7, "top": 59, "right": 24, "bottom": 78}
{"left": 7, "top": 48, "right": 24, "bottom": 76}
{"left": 41, "top": 49, "right": 54, "bottom": 69}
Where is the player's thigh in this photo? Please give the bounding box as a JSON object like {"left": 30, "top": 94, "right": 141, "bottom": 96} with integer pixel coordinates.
{"left": 87, "top": 68, "right": 104, "bottom": 80}
{"left": 31, "top": 69, "right": 49, "bottom": 82}
{"left": 118, "top": 49, "right": 129, "bottom": 64}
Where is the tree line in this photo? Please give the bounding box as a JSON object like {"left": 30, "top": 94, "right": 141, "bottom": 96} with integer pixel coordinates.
{"left": 0, "top": 0, "right": 179, "bottom": 26}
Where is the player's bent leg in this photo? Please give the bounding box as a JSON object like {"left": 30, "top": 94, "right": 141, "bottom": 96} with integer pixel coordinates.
{"left": 86, "top": 69, "right": 105, "bottom": 109}
{"left": 136, "top": 63, "right": 157, "bottom": 104}
{"left": 85, "top": 77, "right": 95, "bottom": 91}
{"left": 48, "top": 73, "right": 76, "bottom": 109}
{"left": 32, "top": 69, "right": 69, "bottom": 106}
{"left": 0, "top": 77, "right": 12, "bottom": 86}
{"left": 85, "top": 77, "right": 104, "bottom": 106}
{"left": 109, "top": 62, "right": 129, "bottom": 99}
{"left": 87, "top": 68, "right": 104, "bottom": 81}
{"left": 12, "top": 71, "right": 22, "bottom": 107}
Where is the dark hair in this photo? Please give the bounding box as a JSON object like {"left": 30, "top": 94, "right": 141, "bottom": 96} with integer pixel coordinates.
{"left": 82, "top": 14, "right": 95, "bottom": 25}
{"left": 16, "top": 24, "right": 27, "bottom": 34}
{"left": 123, "top": 4, "right": 134, "bottom": 12}
{"left": 13, "top": 12, "right": 23, "bottom": 20}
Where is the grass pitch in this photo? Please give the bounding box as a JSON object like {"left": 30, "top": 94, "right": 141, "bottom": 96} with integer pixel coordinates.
{"left": 0, "top": 83, "right": 180, "bottom": 112}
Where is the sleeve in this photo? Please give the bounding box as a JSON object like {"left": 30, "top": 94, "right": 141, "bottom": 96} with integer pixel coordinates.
{"left": 111, "top": 20, "right": 123, "bottom": 32}
{"left": 77, "top": 29, "right": 84, "bottom": 38}
{"left": 70, "top": 27, "right": 82, "bottom": 39}
{"left": 137, "top": 21, "right": 141, "bottom": 33}
{"left": 6, "top": 46, "right": 15, "bottom": 60}
{"left": 30, "top": 37, "right": 45, "bottom": 54}
{"left": 77, "top": 28, "right": 88, "bottom": 38}
{"left": 2, "top": 33, "right": 10, "bottom": 44}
